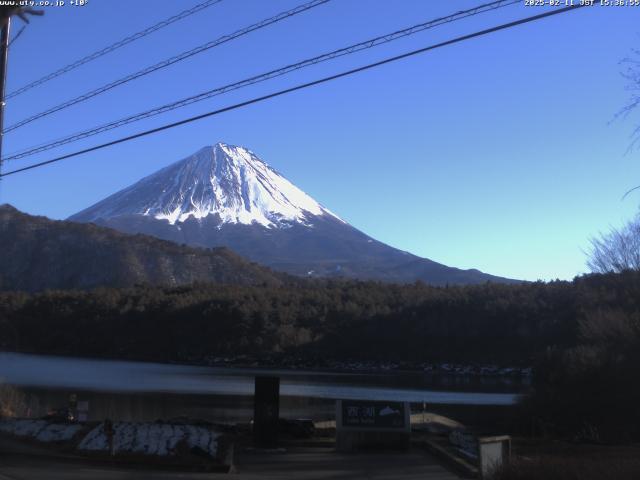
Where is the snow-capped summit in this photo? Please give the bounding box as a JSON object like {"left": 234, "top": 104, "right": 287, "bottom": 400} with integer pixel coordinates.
{"left": 72, "top": 142, "right": 341, "bottom": 228}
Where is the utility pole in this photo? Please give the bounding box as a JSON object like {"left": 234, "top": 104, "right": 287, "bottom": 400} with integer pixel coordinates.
{"left": 0, "top": 4, "right": 43, "bottom": 180}
{"left": 0, "top": 15, "right": 10, "bottom": 176}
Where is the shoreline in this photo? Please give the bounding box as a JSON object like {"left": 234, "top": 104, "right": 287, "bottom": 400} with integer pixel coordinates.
{"left": 1, "top": 349, "right": 533, "bottom": 379}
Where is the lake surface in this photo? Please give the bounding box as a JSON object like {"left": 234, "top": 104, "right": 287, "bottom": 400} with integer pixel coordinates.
{"left": 0, "top": 352, "right": 520, "bottom": 406}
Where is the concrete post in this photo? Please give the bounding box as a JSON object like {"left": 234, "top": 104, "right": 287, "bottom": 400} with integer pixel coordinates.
{"left": 253, "top": 376, "right": 280, "bottom": 448}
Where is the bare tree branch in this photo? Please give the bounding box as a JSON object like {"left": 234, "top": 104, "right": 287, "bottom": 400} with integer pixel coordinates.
{"left": 587, "top": 214, "right": 640, "bottom": 273}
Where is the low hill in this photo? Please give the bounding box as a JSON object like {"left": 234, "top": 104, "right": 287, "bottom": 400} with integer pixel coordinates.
{"left": 0, "top": 205, "right": 284, "bottom": 291}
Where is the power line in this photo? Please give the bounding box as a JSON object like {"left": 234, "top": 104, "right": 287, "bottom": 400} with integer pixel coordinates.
{"left": 3, "top": 0, "right": 520, "bottom": 162}
{"left": 3, "top": 0, "right": 331, "bottom": 133}
{"left": 7, "top": 23, "right": 25, "bottom": 47}
{"left": 0, "top": 4, "right": 589, "bottom": 179}
{"left": 5, "top": 0, "right": 224, "bottom": 100}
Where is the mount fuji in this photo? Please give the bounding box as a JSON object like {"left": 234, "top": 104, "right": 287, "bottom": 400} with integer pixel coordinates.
{"left": 69, "top": 142, "right": 513, "bottom": 285}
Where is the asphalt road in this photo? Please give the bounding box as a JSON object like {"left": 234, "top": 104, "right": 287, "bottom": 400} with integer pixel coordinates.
{"left": 0, "top": 448, "right": 461, "bottom": 480}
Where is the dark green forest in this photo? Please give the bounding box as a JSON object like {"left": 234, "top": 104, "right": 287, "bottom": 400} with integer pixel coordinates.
{"left": 0, "top": 277, "right": 573, "bottom": 364}
{"left": 0, "top": 271, "right": 638, "bottom": 365}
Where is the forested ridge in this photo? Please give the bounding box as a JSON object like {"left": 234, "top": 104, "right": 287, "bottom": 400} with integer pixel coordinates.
{"left": 0, "top": 204, "right": 285, "bottom": 291}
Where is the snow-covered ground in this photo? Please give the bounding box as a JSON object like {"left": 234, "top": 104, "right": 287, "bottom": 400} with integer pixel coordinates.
{"left": 77, "top": 422, "right": 219, "bottom": 457}
{"left": 0, "top": 417, "right": 220, "bottom": 458}
{"left": 0, "top": 418, "right": 82, "bottom": 442}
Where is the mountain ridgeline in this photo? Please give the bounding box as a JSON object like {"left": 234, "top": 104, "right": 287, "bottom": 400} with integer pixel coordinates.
{"left": 69, "top": 142, "right": 515, "bottom": 285}
{"left": 0, "top": 205, "right": 283, "bottom": 292}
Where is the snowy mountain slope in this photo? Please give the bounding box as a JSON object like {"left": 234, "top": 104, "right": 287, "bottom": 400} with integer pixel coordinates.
{"left": 72, "top": 143, "right": 342, "bottom": 228}
{"left": 70, "top": 142, "right": 515, "bottom": 285}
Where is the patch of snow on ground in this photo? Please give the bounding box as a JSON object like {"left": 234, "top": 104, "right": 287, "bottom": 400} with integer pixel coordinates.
{"left": 0, "top": 419, "right": 81, "bottom": 442}
{"left": 77, "top": 422, "right": 219, "bottom": 457}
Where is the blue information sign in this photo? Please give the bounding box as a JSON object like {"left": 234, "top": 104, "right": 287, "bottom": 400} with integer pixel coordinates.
{"left": 340, "top": 400, "right": 406, "bottom": 429}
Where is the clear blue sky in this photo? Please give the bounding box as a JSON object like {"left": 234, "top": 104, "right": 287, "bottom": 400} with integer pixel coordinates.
{"left": 1, "top": 0, "right": 639, "bottom": 281}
